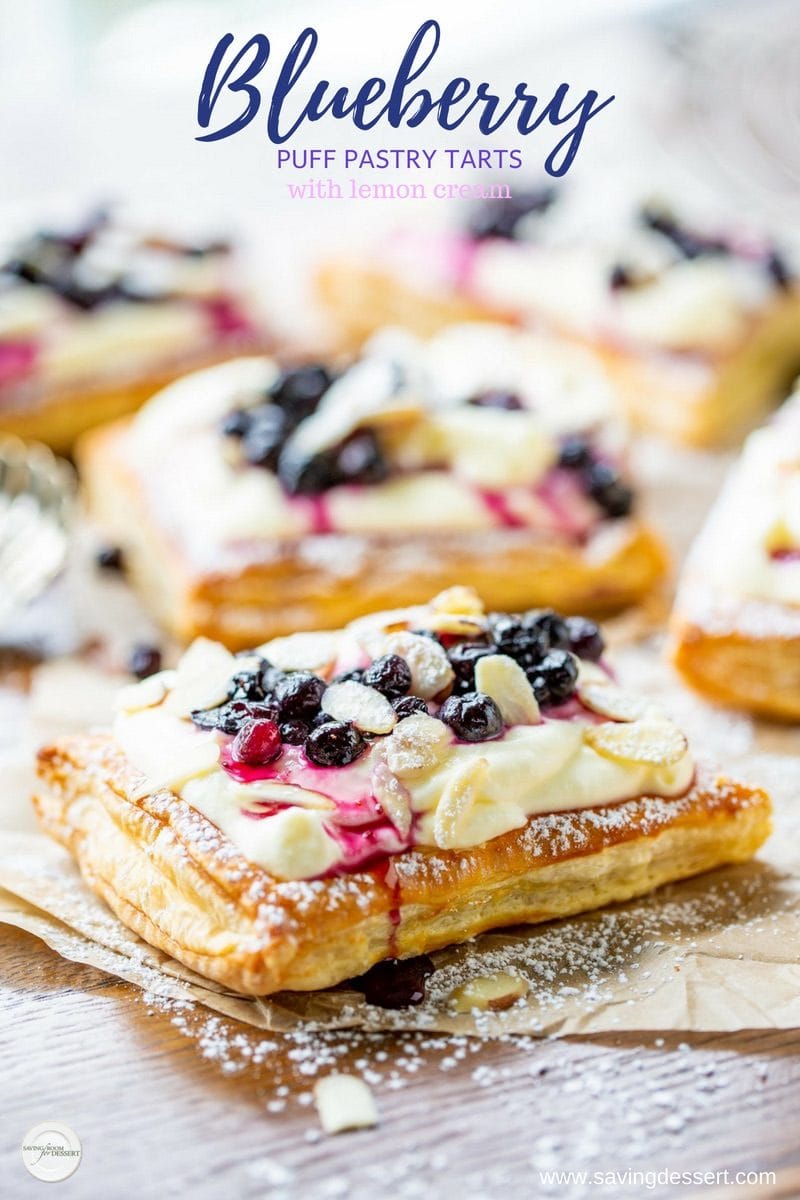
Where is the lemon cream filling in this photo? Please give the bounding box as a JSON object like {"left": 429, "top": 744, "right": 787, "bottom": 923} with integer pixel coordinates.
{"left": 111, "top": 593, "right": 694, "bottom": 883}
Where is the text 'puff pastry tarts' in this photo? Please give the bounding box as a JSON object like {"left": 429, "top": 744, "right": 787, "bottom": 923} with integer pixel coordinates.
{"left": 671, "top": 388, "right": 800, "bottom": 720}
{"left": 0, "top": 207, "right": 270, "bottom": 451}
{"left": 318, "top": 190, "right": 800, "bottom": 447}
{"left": 34, "top": 589, "right": 771, "bottom": 995}
{"left": 78, "top": 322, "right": 668, "bottom": 648}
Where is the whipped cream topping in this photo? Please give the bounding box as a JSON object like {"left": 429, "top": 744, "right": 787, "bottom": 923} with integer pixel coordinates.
{"left": 122, "top": 325, "right": 629, "bottom": 557}
{"left": 112, "top": 591, "right": 694, "bottom": 882}
{"left": 684, "top": 391, "right": 800, "bottom": 607}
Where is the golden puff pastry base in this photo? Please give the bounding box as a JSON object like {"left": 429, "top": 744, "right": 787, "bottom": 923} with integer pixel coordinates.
{"left": 34, "top": 734, "right": 771, "bottom": 995}
{"left": 671, "top": 584, "right": 800, "bottom": 721}
{"left": 0, "top": 337, "right": 270, "bottom": 454}
{"left": 78, "top": 419, "right": 669, "bottom": 649}
{"left": 316, "top": 260, "right": 800, "bottom": 449}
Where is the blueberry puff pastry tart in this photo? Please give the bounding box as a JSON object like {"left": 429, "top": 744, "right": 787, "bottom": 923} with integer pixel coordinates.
{"left": 671, "top": 389, "right": 800, "bottom": 720}
{"left": 318, "top": 192, "right": 800, "bottom": 447}
{"left": 0, "top": 207, "right": 269, "bottom": 450}
{"left": 34, "top": 588, "right": 771, "bottom": 994}
{"left": 78, "top": 322, "right": 667, "bottom": 648}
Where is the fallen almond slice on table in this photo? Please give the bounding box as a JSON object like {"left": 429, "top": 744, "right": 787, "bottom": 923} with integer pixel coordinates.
{"left": 313, "top": 1075, "right": 379, "bottom": 1135}
{"left": 449, "top": 972, "right": 529, "bottom": 1013}
{"left": 584, "top": 720, "right": 688, "bottom": 767}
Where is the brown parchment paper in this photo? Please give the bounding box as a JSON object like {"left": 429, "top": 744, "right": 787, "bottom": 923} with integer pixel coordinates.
{"left": 0, "top": 437, "right": 798, "bottom": 1036}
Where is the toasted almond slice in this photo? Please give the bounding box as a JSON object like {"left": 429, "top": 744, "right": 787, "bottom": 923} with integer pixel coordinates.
{"left": 432, "top": 757, "right": 490, "bottom": 850}
{"left": 384, "top": 713, "right": 451, "bottom": 778}
{"left": 584, "top": 719, "right": 688, "bottom": 767}
{"left": 239, "top": 780, "right": 334, "bottom": 811}
{"left": 423, "top": 613, "right": 487, "bottom": 639}
{"left": 165, "top": 638, "right": 239, "bottom": 717}
{"left": 131, "top": 738, "right": 220, "bottom": 799}
{"left": 474, "top": 654, "right": 540, "bottom": 726}
{"left": 313, "top": 1075, "right": 379, "bottom": 1135}
{"left": 430, "top": 586, "right": 485, "bottom": 617}
{"left": 322, "top": 680, "right": 397, "bottom": 734}
{"left": 383, "top": 632, "right": 454, "bottom": 699}
{"left": 578, "top": 681, "right": 648, "bottom": 723}
{"left": 449, "top": 972, "right": 528, "bottom": 1013}
{"left": 115, "top": 670, "right": 177, "bottom": 714}
{"left": 371, "top": 758, "right": 412, "bottom": 837}
{"left": 256, "top": 631, "right": 340, "bottom": 675}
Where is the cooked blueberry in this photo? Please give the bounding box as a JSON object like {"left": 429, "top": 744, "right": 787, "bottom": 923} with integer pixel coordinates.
{"left": 277, "top": 443, "right": 341, "bottom": 495}
{"left": 231, "top": 718, "right": 282, "bottom": 766}
{"left": 558, "top": 435, "right": 593, "bottom": 469}
{"left": 95, "top": 544, "right": 124, "bottom": 572}
{"left": 227, "top": 664, "right": 267, "bottom": 702}
{"left": 241, "top": 406, "right": 290, "bottom": 469}
{"left": 392, "top": 695, "right": 429, "bottom": 718}
{"left": 311, "top": 710, "right": 337, "bottom": 729}
{"left": 487, "top": 613, "right": 548, "bottom": 666}
{"left": 333, "top": 668, "right": 364, "bottom": 685}
{"left": 351, "top": 954, "right": 434, "bottom": 1008}
{"left": 528, "top": 649, "right": 578, "bottom": 706}
{"left": 362, "top": 654, "right": 412, "bottom": 699}
{"left": 260, "top": 663, "right": 286, "bottom": 694}
{"left": 525, "top": 609, "right": 570, "bottom": 652}
{"left": 274, "top": 672, "right": 326, "bottom": 721}
{"left": 279, "top": 719, "right": 310, "bottom": 745}
{"left": 192, "top": 698, "right": 278, "bottom": 735}
{"left": 220, "top": 408, "right": 253, "bottom": 439}
{"left": 640, "top": 206, "right": 727, "bottom": 260}
{"left": 467, "top": 390, "right": 525, "bottom": 411}
{"left": 585, "top": 462, "right": 634, "bottom": 518}
{"left": 447, "top": 642, "right": 496, "bottom": 692}
{"left": 466, "top": 188, "right": 556, "bottom": 241}
{"left": 438, "top": 691, "right": 504, "bottom": 742}
{"left": 129, "top": 643, "right": 162, "bottom": 680}
{"left": 305, "top": 720, "right": 365, "bottom": 767}
{"left": 336, "top": 430, "right": 389, "bottom": 486}
{"left": 270, "top": 365, "right": 332, "bottom": 422}
{"left": 565, "top": 616, "right": 605, "bottom": 662}
{"left": 609, "top": 263, "right": 634, "bottom": 290}
{"left": 766, "top": 248, "right": 792, "bottom": 290}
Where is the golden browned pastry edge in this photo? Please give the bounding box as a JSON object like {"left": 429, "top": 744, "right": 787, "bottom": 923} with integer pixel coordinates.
{"left": 34, "top": 734, "right": 771, "bottom": 995}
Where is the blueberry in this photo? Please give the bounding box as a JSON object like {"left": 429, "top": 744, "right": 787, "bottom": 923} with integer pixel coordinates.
{"left": 466, "top": 188, "right": 556, "bottom": 241}
{"left": 279, "top": 719, "right": 310, "bottom": 745}
{"left": 220, "top": 408, "right": 253, "bottom": 439}
{"left": 260, "top": 663, "right": 286, "bottom": 694}
{"left": 558, "top": 435, "right": 593, "bottom": 470}
{"left": 241, "top": 406, "right": 290, "bottom": 470}
{"left": 336, "top": 430, "right": 389, "bottom": 486}
{"left": 311, "top": 710, "right": 337, "bottom": 729}
{"left": 526, "top": 609, "right": 570, "bottom": 652}
{"left": 362, "top": 654, "right": 412, "bottom": 699}
{"left": 277, "top": 443, "right": 341, "bottom": 496}
{"left": 191, "top": 698, "right": 278, "bottom": 735}
{"left": 447, "top": 641, "right": 496, "bottom": 693}
{"left": 438, "top": 691, "right": 504, "bottom": 742}
{"left": 565, "top": 616, "right": 605, "bottom": 662}
{"left": 467, "top": 390, "right": 525, "bottom": 411}
{"left": 608, "top": 263, "right": 635, "bottom": 290}
{"left": 487, "top": 612, "right": 550, "bottom": 666}
{"left": 274, "top": 672, "right": 327, "bottom": 721}
{"left": 333, "top": 668, "right": 364, "bottom": 685}
{"left": 528, "top": 649, "right": 578, "bottom": 706}
{"left": 95, "top": 544, "right": 124, "bottom": 572}
{"left": 270, "top": 365, "right": 332, "bottom": 422}
{"left": 392, "top": 695, "right": 429, "bottom": 718}
{"left": 640, "top": 206, "right": 728, "bottom": 261}
{"left": 351, "top": 954, "right": 435, "bottom": 1008}
{"left": 227, "top": 663, "right": 268, "bottom": 702}
{"left": 305, "top": 720, "right": 365, "bottom": 767}
{"left": 585, "top": 462, "right": 634, "bottom": 519}
{"left": 129, "top": 643, "right": 162, "bottom": 680}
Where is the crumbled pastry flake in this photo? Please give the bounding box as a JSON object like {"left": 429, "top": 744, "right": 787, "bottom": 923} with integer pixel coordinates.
{"left": 382, "top": 631, "right": 454, "bottom": 699}
{"left": 370, "top": 757, "right": 413, "bottom": 837}
{"left": 584, "top": 719, "right": 688, "bottom": 767}
{"left": 384, "top": 713, "right": 451, "bottom": 778}
{"left": 474, "top": 654, "right": 540, "bottom": 725}
{"left": 448, "top": 972, "right": 528, "bottom": 1013}
{"left": 255, "top": 631, "right": 340, "bottom": 675}
{"left": 321, "top": 680, "right": 397, "bottom": 734}
{"left": 115, "top": 670, "right": 176, "bottom": 714}
{"left": 431, "top": 585, "right": 485, "bottom": 616}
{"left": 577, "top": 681, "right": 649, "bottom": 723}
{"left": 164, "top": 638, "right": 240, "bottom": 717}
{"left": 313, "top": 1074, "right": 379, "bottom": 1135}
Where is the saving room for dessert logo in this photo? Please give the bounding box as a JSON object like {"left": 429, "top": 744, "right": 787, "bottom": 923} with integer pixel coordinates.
{"left": 195, "top": 18, "right": 615, "bottom": 194}
{"left": 21, "top": 1121, "right": 83, "bottom": 1182}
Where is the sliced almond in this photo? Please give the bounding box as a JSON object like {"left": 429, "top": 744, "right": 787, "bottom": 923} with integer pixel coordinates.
{"left": 255, "top": 631, "right": 340, "bottom": 676}
{"left": 584, "top": 720, "right": 688, "bottom": 767}
{"left": 371, "top": 758, "right": 412, "bottom": 837}
{"left": 382, "top": 632, "right": 454, "bottom": 699}
{"left": 430, "top": 586, "right": 485, "bottom": 617}
{"left": 253, "top": 807, "right": 340, "bottom": 881}
{"left": 432, "top": 757, "right": 490, "bottom": 849}
{"left": 449, "top": 972, "right": 528, "bottom": 1013}
{"left": 578, "top": 681, "right": 648, "bottom": 723}
{"left": 285, "top": 356, "right": 409, "bottom": 459}
{"left": 321, "top": 680, "right": 397, "bottom": 734}
{"left": 384, "top": 713, "right": 451, "bottom": 778}
{"left": 165, "top": 638, "right": 239, "bottom": 717}
{"left": 474, "top": 654, "right": 540, "bottom": 726}
{"left": 115, "top": 670, "right": 177, "bottom": 714}
{"left": 239, "top": 780, "right": 334, "bottom": 811}
{"left": 422, "top": 613, "right": 488, "bottom": 639}
{"left": 313, "top": 1075, "right": 379, "bottom": 1135}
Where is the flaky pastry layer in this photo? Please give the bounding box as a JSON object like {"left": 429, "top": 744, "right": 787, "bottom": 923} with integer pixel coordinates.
{"left": 34, "top": 734, "right": 771, "bottom": 995}
{"left": 78, "top": 420, "right": 668, "bottom": 649}
{"left": 317, "top": 260, "right": 800, "bottom": 448}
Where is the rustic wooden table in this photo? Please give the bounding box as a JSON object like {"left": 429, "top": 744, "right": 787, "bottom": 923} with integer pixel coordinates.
{"left": 2, "top": 918, "right": 800, "bottom": 1200}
